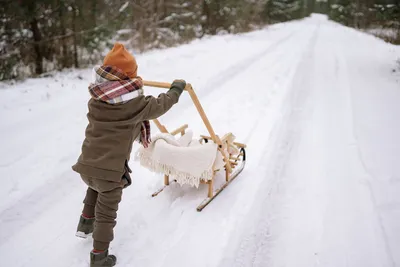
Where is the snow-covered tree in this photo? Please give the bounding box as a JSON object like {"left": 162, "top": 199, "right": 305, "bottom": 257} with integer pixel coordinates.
{"left": 1, "top": 0, "right": 326, "bottom": 81}
{"left": 263, "top": 0, "right": 309, "bottom": 23}
{"left": 329, "top": 0, "right": 399, "bottom": 43}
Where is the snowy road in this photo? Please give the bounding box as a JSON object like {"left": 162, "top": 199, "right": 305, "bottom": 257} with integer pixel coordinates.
{"left": 1, "top": 15, "right": 399, "bottom": 267}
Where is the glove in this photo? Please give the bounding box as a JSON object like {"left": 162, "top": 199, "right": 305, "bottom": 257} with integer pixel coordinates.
{"left": 169, "top": 79, "right": 186, "bottom": 96}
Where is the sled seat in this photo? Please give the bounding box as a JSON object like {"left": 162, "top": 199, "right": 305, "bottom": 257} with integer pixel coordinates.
{"left": 135, "top": 129, "right": 225, "bottom": 188}
{"left": 139, "top": 80, "right": 247, "bottom": 211}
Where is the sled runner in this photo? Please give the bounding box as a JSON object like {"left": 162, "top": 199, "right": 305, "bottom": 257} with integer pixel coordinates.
{"left": 140, "top": 81, "right": 246, "bottom": 211}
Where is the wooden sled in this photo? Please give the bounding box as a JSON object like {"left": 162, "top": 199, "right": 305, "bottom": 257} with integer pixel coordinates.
{"left": 143, "top": 81, "right": 247, "bottom": 211}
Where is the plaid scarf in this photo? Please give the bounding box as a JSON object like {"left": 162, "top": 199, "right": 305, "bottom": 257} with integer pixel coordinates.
{"left": 89, "top": 65, "right": 151, "bottom": 148}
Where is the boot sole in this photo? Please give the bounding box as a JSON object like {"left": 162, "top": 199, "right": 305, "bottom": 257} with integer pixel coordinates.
{"left": 75, "top": 231, "right": 92, "bottom": 239}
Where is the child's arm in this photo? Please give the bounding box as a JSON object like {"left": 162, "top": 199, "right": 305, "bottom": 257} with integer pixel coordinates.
{"left": 140, "top": 80, "right": 186, "bottom": 120}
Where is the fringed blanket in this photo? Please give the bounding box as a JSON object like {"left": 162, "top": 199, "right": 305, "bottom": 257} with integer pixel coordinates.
{"left": 135, "top": 130, "right": 224, "bottom": 188}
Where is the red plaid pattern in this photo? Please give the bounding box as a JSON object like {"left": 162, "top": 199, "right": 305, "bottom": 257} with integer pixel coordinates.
{"left": 89, "top": 65, "right": 143, "bottom": 103}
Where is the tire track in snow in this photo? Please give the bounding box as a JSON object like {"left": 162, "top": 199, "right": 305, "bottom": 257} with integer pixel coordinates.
{"left": 336, "top": 41, "right": 396, "bottom": 267}
{"left": 164, "top": 25, "right": 314, "bottom": 149}
{"left": 241, "top": 24, "right": 319, "bottom": 161}
{"left": 161, "top": 26, "right": 302, "bottom": 120}
{"left": 0, "top": 169, "right": 83, "bottom": 246}
{"left": 198, "top": 30, "right": 297, "bottom": 98}
{"left": 146, "top": 22, "right": 320, "bottom": 267}
{"left": 112, "top": 24, "right": 319, "bottom": 267}
{"left": 226, "top": 20, "right": 397, "bottom": 267}
{"left": 220, "top": 22, "right": 320, "bottom": 267}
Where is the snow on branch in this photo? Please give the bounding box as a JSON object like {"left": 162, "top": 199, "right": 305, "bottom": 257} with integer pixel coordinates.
{"left": 119, "top": 2, "right": 129, "bottom": 13}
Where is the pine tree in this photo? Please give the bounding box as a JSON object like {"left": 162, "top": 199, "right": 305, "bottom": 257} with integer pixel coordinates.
{"left": 329, "top": 0, "right": 354, "bottom": 26}
{"left": 263, "top": 0, "right": 305, "bottom": 23}
{"left": 329, "top": 0, "right": 400, "bottom": 43}
{"left": 373, "top": 1, "right": 400, "bottom": 43}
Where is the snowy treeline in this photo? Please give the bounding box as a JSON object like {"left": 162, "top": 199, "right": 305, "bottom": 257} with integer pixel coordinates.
{"left": 328, "top": 0, "right": 399, "bottom": 44}
{"left": 2, "top": 0, "right": 398, "bottom": 81}
{"left": 1, "top": 0, "right": 312, "bottom": 81}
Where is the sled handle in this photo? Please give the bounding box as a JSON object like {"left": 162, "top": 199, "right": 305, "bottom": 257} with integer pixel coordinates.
{"left": 143, "top": 80, "right": 191, "bottom": 91}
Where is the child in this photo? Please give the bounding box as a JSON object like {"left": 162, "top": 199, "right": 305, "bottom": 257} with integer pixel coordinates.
{"left": 72, "top": 43, "right": 185, "bottom": 267}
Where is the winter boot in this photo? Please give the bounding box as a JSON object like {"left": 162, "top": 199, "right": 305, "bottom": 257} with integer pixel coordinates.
{"left": 76, "top": 215, "right": 95, "bottom": 238}
{"left": 90, "top": 250, "right": 117, "bottom": 267}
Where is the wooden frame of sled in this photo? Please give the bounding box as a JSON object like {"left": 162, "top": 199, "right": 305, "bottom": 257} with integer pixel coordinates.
{"left": 143, "top": 80, "right": 247, "bottom": 211}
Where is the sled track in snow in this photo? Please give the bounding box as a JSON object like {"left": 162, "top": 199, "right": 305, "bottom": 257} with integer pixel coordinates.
{"left": 336, "top": 45, "right": 396, "bottom": 267}
{"left": 198, "top": 30, "right": 297, "bottom": 97}
{"left": 241, "top": 24, "right": 319, "bottom": 147}
{"left": 0, "top": 170, "right": 82, "bottom": 244}
{"left": 221, "top": 23, "right": 321, "bottom": 267}
{"left": 165, "top": 27, "right": 303, "bottom": 117}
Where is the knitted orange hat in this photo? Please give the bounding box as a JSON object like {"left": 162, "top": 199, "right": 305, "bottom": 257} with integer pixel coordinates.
{"left": 103, "top": 43, "right": 138, "bottom": 78}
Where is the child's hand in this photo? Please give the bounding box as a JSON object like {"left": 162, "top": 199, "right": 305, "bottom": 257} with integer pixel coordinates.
{"left": 169, "top": 79, "right": 186, "bottom": 96}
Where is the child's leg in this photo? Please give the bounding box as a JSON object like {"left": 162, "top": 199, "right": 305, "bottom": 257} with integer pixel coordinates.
{"left": 92, "top": 183, "right": 123, "bottom": 251}
{"left": 76, "top": 186, "right": 98, "bottom": 238}
{"left": 82, "top": 187, "right": 98, "bottom": 218}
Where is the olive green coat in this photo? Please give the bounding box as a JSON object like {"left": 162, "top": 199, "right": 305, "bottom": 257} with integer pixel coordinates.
{"left": 72, "top": 89, "right": 181, "bottom": 182}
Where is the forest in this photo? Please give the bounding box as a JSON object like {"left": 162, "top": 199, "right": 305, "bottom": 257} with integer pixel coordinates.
{"left": 1, "top": 0, "right": 399, "bottom": 80}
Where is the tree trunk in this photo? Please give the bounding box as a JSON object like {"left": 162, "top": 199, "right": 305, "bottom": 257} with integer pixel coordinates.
{"left": 202, "top": 0, "right": 211, "bottom": 35}
{"left": 59, "top": 1, "right": 69, "bottom": 68}
{"left": 139, "top": 22, "right": 145, "bottom": 52}
{"left": 327, "top": 0, "right": 332, "bottom": 15}
{"left": 309, "top": 0, "right": 315, "bottom": 15}
{"left": 354, "top": 0, "right": 360, "bottom": 28}
{"left": 91, "top": 0, "right": 97, "bottom": 28}
{"left": 72, "top": 4, "right": 79, "bottom": 68}
{"left": 303, "top": 0, "right": 309, "bottom": 17}
{"left": 30, "top": 18, "right": 43, "bottom": 75}
{"left": 162, "top": 0, "right": 167, "bottom": 19}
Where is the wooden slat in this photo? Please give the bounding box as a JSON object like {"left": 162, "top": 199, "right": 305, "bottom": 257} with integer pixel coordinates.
{"left": 153, "top": 119, "right": 168, "bottom": 133}
{"left": 233, "top": 142, "right": 246, "bottom": 148}
{"left": 221, "top": 132, "right": 233, "bottom": 143}
{"left": 151, "top": 180, "right": 177, "bottom": 197}
{"left": 230, "top": 153, "right": 244, "bottom": 160}
{"left": 208, "top": 178, "right": 214, "bottom": 198}
{"left": 143, "top": 80, "right": 191, "bottom": 91}
{"left": 170, "top": 124, "right": 188, "bottom": 136}
{"left": 186, "top": 86, "right": 219, "bottom": 143}
{"left": 197, "top": 161, "right": 245, "bottom": 211}
{"left": 186, "top": 86, "right": 232, "bottom": 173}
{"left": 202, "top": 134, "right": 245, "bottom": 148}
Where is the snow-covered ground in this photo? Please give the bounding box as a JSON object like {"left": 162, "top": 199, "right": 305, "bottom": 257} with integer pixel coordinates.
{"left": 365, "top": 27, "right": 399, "bottom": 41}
{"left": 1, "top": 14, "right": 399, "bottom": 267}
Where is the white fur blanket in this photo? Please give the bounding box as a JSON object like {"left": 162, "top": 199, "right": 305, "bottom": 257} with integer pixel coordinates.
{"left": 135, "top": 130, "right": 224, "bottom": 187}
